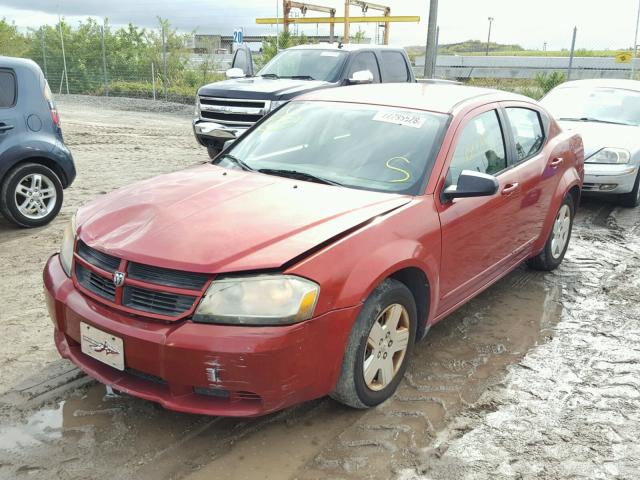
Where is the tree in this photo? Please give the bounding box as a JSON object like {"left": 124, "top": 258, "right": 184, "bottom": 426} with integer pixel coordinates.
{"left": 0, "top": 18, "right": 29, "bottom": 57}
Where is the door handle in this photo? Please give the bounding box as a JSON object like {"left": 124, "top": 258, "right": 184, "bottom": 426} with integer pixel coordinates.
{"left": 0, "top": 124, "right": 14, "bottom": 132}
{"left": 550, "top": 157, "right": 564, "bottom": 168}
{"left": 501, "top": 183, "right": 519, "bottom": 195}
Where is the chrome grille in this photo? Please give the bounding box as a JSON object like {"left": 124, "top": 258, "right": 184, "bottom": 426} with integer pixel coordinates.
{"left": 198, "top": 96, "right": 269, "bottom": 125}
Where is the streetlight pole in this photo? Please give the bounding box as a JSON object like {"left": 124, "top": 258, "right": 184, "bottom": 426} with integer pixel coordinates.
{"left": 485, "top": 16, "right": 494, "bottom": 56}
{"left": 631, "top": 0, "right": 640, "bottom": 79}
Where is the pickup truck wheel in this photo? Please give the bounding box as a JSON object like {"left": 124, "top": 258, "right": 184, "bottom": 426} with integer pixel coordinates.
{"left": 618, "top": 170, "right": 640, "bottom": 208}
{"left": 527, "top": 194, "right": 574, "bottom": 271}
{"left": 207, "top": 145, "right": 222, "bottom": 159}
{"left": 330, "top": 278, "right": 417, "bottom": 409}
{"left": 0, "top": 163, "right": 63, "bottom": 228}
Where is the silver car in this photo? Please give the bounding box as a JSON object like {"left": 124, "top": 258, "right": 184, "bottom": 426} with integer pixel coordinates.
{"left": 541, "top": 79, "right": 640, "bottom": 207}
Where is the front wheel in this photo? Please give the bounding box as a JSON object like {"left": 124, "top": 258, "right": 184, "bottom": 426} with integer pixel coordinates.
{"left": 618, "top": 171, "right": 640, "bottom": 208}
{"left": 0, "top": 163, "right": 63, "bottom": 228}
{"left": 331, "top": 278, "right": 417, "bottom": 409}
{"left": 527, "top": 193, "right": 574, "bottom": 271}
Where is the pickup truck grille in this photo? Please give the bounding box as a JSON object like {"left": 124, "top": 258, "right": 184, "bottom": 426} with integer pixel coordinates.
{"left": 73, "top": 241, "right": 211, "bottom": 321}
{"left": 199, "top": 96, "right": 270, "bottom": 126}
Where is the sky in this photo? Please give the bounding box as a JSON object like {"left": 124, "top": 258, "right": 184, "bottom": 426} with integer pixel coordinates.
{"left": 1, "top": 0, "right": 639, "bottom": 50}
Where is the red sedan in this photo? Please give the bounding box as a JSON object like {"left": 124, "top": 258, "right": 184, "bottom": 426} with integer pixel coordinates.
{"left": 44, "top": 84, "right": 583, "bottom": 416}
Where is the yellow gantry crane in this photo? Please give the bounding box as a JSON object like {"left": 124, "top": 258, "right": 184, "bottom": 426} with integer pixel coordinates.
{"left": 255, "top": 1, "right": 419, "bottom": 45}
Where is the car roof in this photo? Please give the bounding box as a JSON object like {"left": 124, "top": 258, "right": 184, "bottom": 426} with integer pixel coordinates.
{"left": 553, "top": 78, "right": 640, "bottom": 92}
{"left": 0, "top": 55, "right": 42, "bottom": 73}
{"left": 295, "top": 83, "right": 531, "bottom": 114}
{"left": 288, "top": 43, "right": 405, "bottom": 52}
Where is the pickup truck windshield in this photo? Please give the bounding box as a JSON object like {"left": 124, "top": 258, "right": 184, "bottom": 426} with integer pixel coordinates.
{"left": 218, "top": 101, "right": 449, "bottom": 195}
{"left": 257, "top": 50, "right": 348, "bottom": 82}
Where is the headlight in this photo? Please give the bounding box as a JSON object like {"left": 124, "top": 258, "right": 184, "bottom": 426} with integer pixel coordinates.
{"left": 586, "top": 148, "right": 631, "bottom": 164}
{"left": 193, "top": 275, "right": 320, "bottom": 326}
{"left": 194, "top": 96, "right": 200, "bottom": 116}
{"left": 59, "top": 213, "right": 77, "bottom": 277}
{"left": 269, "top": 100, "right": 287, "bottom": 111}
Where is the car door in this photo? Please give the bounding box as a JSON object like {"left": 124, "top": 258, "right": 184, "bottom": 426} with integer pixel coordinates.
{"left": 436, "top": 105, "right": 522, "bottom": 314}
{"left": 345, "top": 51, "right": 381, "bottom": 83}
{"left": 0, "top": 68, "right": 18, "bottom": 154}
{"left": 500, "top": 103, "right": 559, "bottom": 252}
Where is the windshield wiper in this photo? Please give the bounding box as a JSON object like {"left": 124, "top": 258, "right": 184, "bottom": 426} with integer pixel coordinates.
{"left": 559, "top": 117, "right": 634, "bottom": 126}
{"left": 258, "top": 168, "right": 341, "bottom": 186}
{"left": 217, "top": 154, "right": 254, "bottom": 171}
{"left": 282, "top": 75, "right": 315, "bottom": 80}
{"left": 260, "top": 73, "right": 280, "bottom": 79}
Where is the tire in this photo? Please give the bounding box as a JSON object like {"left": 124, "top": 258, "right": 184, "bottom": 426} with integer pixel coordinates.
{"left": 331, "top": 278, "right": 417, "bottom": 409}
{"left": 0, "top": 163, "right": 63, "bottom": 228}
{"left": 618, "top": 171, "right": 640, "bottom": 208}
{"left": 207, "top": 145, "right": 222, "bottom": 159}
{"left": 527, "top": 193, "right": 574, "bottom": 271}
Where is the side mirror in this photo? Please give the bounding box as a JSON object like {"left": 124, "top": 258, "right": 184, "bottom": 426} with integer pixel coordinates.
{"left": 226, "top": 68, "right": 245, "bottom": 79}
{"left": 443, "top": 170, "right": 499, "bottom": 200}
{"left": 347, "top": 70, "right": 374, "bottom": 85}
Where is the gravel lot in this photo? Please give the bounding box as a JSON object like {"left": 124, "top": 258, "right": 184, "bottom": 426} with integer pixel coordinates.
{"left": 0, "top": 95, "right": 638, "bottom": 480}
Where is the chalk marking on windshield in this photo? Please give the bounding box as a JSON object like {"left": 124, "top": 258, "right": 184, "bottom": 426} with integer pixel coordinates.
{"left": 334, "top": 133, "right": 351, "bottom": 140}
{"left": 249, "top": 144, "right": 308, "bottom": 161}
{"left": 386, "top": 157, "right": 411, "bottom": 183}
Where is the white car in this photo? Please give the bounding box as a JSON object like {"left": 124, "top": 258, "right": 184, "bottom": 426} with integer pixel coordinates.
{"left": 541, "top": 79, "right": 640, "bottom": 207}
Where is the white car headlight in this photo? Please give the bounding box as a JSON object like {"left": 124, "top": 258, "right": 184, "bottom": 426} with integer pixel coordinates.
{"left": 194, "top": 96, "right": 200, "bottom": 116}
{"left": 193, "top": 275, "right": 320, "bottom": 325}
{"left": 586, "top": 148, "right": 631, "bottom": 164}
{"left": 269, "top": 100, "right": 287, "bottom": 112}
{"left": 59, "top": 213, "right": 77, "bottom": 277}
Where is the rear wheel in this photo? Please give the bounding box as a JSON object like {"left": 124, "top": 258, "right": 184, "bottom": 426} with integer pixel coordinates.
{"left": 331, "top": 279, "right": 417, "bottom": 409}
{"left": 618, "top": 171, "right": 640, "bottom": 208}
{"left": 0, "top": 163, "right": 63, "bottom": 228}
{"left": 527, "top": 194, "right": 574, "bottom": 271}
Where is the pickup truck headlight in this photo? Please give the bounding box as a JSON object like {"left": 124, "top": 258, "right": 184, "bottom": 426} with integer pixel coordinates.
{"left": 59, "top": 213, "right": 77, "bottom": 277}
{"left": 194, "top": 96, "right": 200, "bottom": 116}
{"left": 586, "top": 148, "right": 630, "bottom": 164}
{"left": 193, "top": 275, "right": 320, "bottom": 326}
{"left": 269, "top": 100, "right": 287, "bottom": 112}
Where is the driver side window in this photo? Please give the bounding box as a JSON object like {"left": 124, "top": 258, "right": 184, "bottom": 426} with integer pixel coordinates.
{"left": 346, "top": 52, "right": 381, "bottom": 83}
{"left": 448, "top": 110, "right": 507, "bottom": 185}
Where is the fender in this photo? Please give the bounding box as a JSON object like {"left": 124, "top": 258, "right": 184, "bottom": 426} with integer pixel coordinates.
{"left": 0, "top": 137, "right": 76, "bottom": 188}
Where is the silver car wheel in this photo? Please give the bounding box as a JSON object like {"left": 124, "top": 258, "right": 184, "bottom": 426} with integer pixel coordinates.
{"left": 363, "top": 303, "right": 410, "bottom": 391}
{"left": 550, "top": 204, "right": 571, "bottom": 259}
{"left": 14, "top": 173, "right": 58, "bottom": 220}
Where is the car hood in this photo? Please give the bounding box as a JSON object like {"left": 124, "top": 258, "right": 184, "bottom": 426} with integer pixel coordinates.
{"left": 558, "top": 120, "right": 640, "bottom": 159}
{"left": 76, "top": 164, "right": 411, "bottom": 273}
{"left": 198, "top": 77, "right": 333, "bottom": 100}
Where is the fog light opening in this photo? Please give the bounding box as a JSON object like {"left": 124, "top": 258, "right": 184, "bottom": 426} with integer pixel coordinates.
{"left": 599, "top": 184, "right": 618, "bottom": 191}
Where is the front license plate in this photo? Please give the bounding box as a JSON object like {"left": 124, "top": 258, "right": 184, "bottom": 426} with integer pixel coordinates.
{"left": 80, "top": 322, "right": 125, "bottom": 371}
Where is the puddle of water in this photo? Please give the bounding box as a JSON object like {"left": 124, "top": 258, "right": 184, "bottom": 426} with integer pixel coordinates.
{"left": 0, "top": 403, "right": 63, "bottom": 450}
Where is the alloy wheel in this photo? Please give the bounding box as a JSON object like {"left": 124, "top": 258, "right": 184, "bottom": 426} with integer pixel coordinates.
{"left": 363, "top": 303, "right": 410, "bottom": 391}
{"left": 551, "top": 204, "right": 571, "bottom": 259}
{"left": 14, "top": 173, "right": 58, "bottom": 220}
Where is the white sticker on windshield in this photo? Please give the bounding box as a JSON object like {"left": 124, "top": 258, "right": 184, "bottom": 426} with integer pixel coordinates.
{"left": 372, "top": 111, "right": 426, "bottom": 129}
{"left": 320, "top": 51, "right": 341, "bottom": 57}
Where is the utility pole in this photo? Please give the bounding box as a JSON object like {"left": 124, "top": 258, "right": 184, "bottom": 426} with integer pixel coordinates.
{"left": 423, "top": 0, "right": 438, "bottom": 78}
{"left": 567, "top": 26, "right": 577, "bottom": 80}
{"left": 485, "top": 17, "right": 494, "bottom": 56}
{"left": 58, "top": 17, "right": 70, "bottom": 94}
{"left": 100, "top": 24, "right": 109, "bottom": 96}
{"left": 631, "top": 0, "right": 640, "bottom": 79}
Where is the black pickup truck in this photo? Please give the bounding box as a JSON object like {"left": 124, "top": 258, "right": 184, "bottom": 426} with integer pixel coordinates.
{"left": 193, "top": 43, "right": 416, "bottom": 158}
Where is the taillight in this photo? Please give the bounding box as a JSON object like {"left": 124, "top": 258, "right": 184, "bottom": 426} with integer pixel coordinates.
{"left": 50, "top": 106, "right": 60, "bottom": 126}
{"left": 43, "top": 81, "right": 61, "bottom": 127}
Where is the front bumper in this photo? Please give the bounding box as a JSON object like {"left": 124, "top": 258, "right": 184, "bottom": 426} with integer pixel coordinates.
{"left": 44, "top": 255, "right": 360, "bottom": 416}
{"left": 192, "top": 119, "right": 251, "bottom": 147}
{"left": 583, "top": 163, "right": 639, "bottom": 194}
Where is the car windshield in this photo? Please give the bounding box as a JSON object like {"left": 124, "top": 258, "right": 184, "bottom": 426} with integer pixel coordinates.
{"left": 542, "top": 86, "right": 640, "bottom": 126}
{"left": 216, "top": 101, "right": 449, "bottom": 195}
{"left": 257, "top": 49, "right": 348, "bottom": 82}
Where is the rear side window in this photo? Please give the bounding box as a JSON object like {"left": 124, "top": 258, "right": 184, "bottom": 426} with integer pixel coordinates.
{"left": 0, "top": 70, "right": 16, "bottom": 107}
{"left": 448, "top": 110, "right": 507, "bottom": 185}
{"left": 347, "top": 52, "right": 381, "bottom": 82}
{"left": 379, "top": 51, "right": 409, "bottom": 82}
{"left": 505, "top": 108, "right": 545, "bottom": 162}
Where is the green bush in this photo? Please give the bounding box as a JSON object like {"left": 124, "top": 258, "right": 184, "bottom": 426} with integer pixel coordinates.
{"left": 534, "top": 72, "right": 565, "bottom": 94}
{"left": 94, "top": 80, "right": 198, "bottom": 104}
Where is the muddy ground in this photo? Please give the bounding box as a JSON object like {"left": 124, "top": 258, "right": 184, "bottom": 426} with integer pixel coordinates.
{"left": 0, "top": 95, "right": 638, "bottom": 480}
